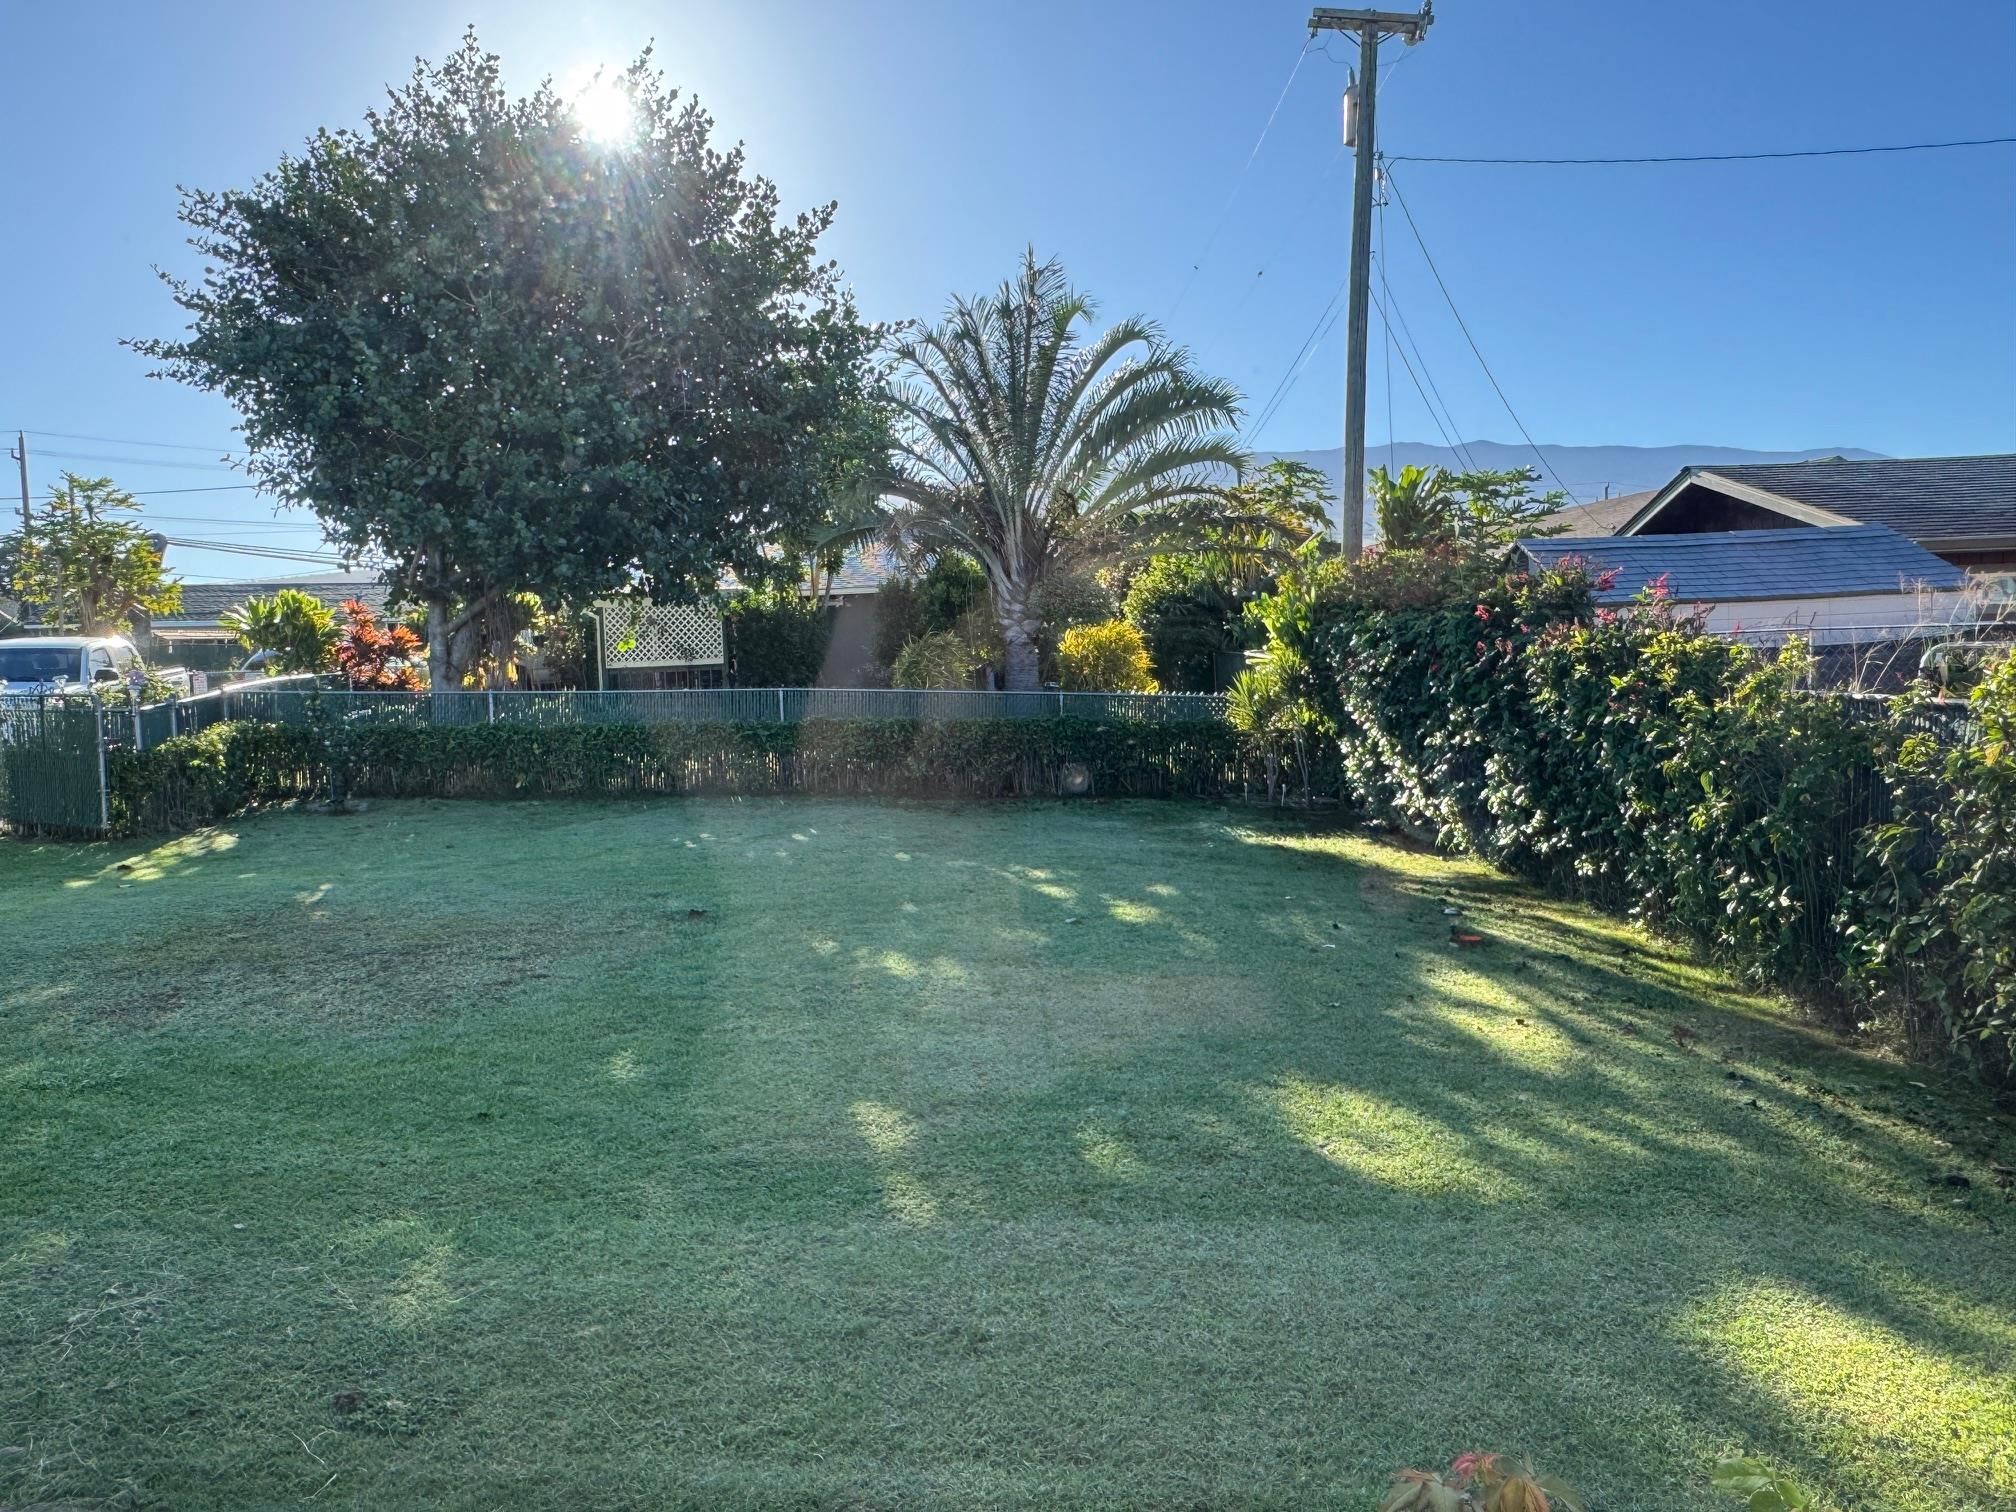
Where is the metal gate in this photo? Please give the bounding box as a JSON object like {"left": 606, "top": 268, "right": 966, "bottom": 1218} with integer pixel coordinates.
{"left": 0, "top": 696, "right": 108, "bottom": 836}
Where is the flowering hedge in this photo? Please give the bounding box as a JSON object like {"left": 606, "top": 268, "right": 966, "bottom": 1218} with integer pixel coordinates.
{"left": 1270, "top": 552, "right": 2011, "bottom": 1083}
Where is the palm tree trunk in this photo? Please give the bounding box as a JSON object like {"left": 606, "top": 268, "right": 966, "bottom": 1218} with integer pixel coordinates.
{"left": 997, "top": 589, "right": 1042, "bottom": 691}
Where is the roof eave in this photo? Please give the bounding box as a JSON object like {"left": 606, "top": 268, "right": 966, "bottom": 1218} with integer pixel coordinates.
{"left": 1621, "top": 467, "right": 1858, "bottom": 534}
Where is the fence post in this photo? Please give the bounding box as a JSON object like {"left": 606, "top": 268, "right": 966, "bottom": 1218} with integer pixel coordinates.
{"left": 1058, "top": 691, "right": 1065, "bottom": 717}
{"left": 487, "top": 689, "right": 496, "bottom": 724}
{"left": 778, "top": 687, "right": 786, "bottom": 723}
{"left": 94, "top": 702, "right": 110, "bottom": 836}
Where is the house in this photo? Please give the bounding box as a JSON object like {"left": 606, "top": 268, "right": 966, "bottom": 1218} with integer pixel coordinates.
{"left": 595, "top": 545, "right": 900, "bottom": 689}
{"left": 1516, "top": 523, "right": 1969, "bottom": 643}
{"left": 1616, "top": 453, "right": 2016, "bottom": 572}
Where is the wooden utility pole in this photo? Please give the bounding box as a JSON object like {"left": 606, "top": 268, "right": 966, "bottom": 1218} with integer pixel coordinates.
{"left": 1308, "top": 5, "right": 1432, "bottom": 557}
{"left": 9, "top": 431, "right": 26, "bottom": 538}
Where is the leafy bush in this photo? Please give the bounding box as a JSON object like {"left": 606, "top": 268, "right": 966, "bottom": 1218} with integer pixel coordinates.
{"left": 1851, "top": 652, "right": 2016, "bottom": 1081}
{"left": 221, "top": 587, "right": 339, "bottom": 673}
{"left": 1124, "top": 554, "right": 1231, "bottom": 691}
{"left": 105, "top": 714, "right": 1249, "bottom": 832}
{"left": 1056, "top": 621, "right": 1156, "bottom": 692}
{"left": 891, "top": 631, "right": 979, "bottom": 690}
{"left": 724, "top": 589, "right": 834, "bottom": 686}
{"left": 1258, "top": 540, "right": 2016, "bottom": 1083}
{"left": 875, "top": 554, "right": 993, "bottom": 674}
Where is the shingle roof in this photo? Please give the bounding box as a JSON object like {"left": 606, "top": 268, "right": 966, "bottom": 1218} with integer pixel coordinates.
{"left": 157, "top": 573, "right": 390, "bottom": 626}
{"left": 1533, "top": 490, "right": 1657, "bottom": 537}
{"left": 1669, "top": 454, "right": 2016, "bottom": 543}
{"left": 1517, "top": 524, "right": 1968, "bottom": 604}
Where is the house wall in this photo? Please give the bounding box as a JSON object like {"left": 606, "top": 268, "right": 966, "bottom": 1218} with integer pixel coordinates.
{"left": 818, "top": 594, "right": 885, "bottom": 687}
{"left": 1661, "top": 591, "right": 1973, "bottom": 644}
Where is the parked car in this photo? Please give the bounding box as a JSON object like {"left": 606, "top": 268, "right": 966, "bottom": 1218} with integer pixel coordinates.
{"left": 0, "top": 636, "right": 189, "bottom": 697}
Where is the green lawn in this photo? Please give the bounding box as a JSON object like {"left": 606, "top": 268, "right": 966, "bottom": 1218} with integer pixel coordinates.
{"left": 4, "top": 799, "right": 2014, "bottom": 1510}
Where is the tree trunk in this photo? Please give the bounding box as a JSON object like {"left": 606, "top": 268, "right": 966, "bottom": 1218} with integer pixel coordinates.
{"left": 997, "top": 589, "right": 1042, "bottom": 692}
{"left": 425, "top": 599, "right": 451, "bottom": 691}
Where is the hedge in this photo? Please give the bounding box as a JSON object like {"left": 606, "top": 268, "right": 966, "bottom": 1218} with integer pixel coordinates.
{"left": 1270, "top": 557, "right": 2015, "bottom": 1086}
{"left": 107, "top": 715, "right": 1256, "bottom": 836}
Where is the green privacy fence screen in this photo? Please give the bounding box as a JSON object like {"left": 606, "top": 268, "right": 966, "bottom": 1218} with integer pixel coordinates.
{"left": 0, "top": 697, "right": 107, "bottom": 835}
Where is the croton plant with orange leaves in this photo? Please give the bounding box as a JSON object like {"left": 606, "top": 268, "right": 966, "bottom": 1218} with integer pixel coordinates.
{"left": 1380, "top": 1452, "right": 1585, "bottom": 1512}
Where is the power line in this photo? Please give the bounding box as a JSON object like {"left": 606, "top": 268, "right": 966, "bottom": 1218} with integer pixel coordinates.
{"left": 36, "top": 448, "right": 243, "bottom": 473}
{"left": 161, "top": 536, "right": 349, "bottom": 565}
{"left": 1387, "top": 134, "right": 2016, "bottom": 167}
{"left": 1170, "top": 38, "right": 1314, "bottom": 318}
{"left": 1368, "top": 282, "right": 1463, "bottom": 463}
{"left": 20, "top": 428, "right": 242, "bottom": 456}
{"left": 1241, "top": 270, "right": 1351, "bottom": 445}
{"left": 1373, "top": 257, "right": 1477, "bottom": 473}
{"left": 1380, "top": 162, "right": 1585, "bottom": 510}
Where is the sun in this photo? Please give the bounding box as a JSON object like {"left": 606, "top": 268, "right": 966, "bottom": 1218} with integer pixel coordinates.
{"left": 570, "top": 75, "right": 638, "bottom": 147}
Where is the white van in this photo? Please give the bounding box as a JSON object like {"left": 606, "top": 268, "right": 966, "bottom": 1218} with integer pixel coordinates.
{"left": 0, "top": 635, "right": 145, "bottom": 695}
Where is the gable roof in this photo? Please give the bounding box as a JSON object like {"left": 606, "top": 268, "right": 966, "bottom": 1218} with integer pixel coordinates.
{"left": 155, "top": 572, "right": 390, "bottom": 628}
{"left": 1518, "top": 523, "right": 1968, "bottom": 604}
{"left": 1532, "top": 489, "right": 1657, "bottom": 537}
{"left": 1622, "top": 453, "right": 2016, "bottom": 546}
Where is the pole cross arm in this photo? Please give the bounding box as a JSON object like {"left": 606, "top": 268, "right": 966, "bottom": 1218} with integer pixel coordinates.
{"left": 1308, "top": 7, "right": 1432, "bottom": 41}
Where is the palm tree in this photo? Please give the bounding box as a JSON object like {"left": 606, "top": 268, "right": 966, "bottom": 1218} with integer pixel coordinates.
{"left": 884, "top": 252, "right": 1244, "bottom": 689}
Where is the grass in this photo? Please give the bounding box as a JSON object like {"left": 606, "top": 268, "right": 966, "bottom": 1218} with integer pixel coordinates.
{"left": 3, "top": 797, "right": 2015, "bottom": 1510}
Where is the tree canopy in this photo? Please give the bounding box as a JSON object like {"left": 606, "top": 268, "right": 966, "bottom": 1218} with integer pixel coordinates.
{"left": 136, "top": 32, "right": 883, "bottom": 686}
{"left": 6, "top": 474, "right": 180, "bottom": 635}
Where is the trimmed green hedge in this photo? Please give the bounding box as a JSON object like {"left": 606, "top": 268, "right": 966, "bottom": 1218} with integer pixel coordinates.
{"left": 1268, "top": 556, "right": 2014, "bottom": 1085}
{"left": 108, "top": 715, "right": 1253, "bottom": 836}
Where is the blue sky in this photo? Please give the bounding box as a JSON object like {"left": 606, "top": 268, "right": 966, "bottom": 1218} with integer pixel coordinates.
{"left": 3, "top": 0, "right": 2011, "bottom": 581}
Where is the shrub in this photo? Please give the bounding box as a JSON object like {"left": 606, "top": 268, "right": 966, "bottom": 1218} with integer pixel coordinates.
{"left": 724, "top": 589, "right": 834, "bottom": 686}
{"left": 221, "top": 587, "right": 339, "bottom": 674}
{"left": 1123, "top": 555, "right": 1229, "bottom": 691}
{"left": 104, "top": 713, "right": 1249, "bottom": 831}
{"left": 1056, "top": 621, "right": 1156, "bottom": 692}
{"left": 891, "top": 630, "right": 977, "bottom": 690}
{"left": 1257, "top": 544, "right": 2016, "bottom": 1083}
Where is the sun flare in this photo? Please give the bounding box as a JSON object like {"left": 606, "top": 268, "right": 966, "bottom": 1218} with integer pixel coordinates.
{"left": 570, "top": 75, "right": 638, "bottom": 146}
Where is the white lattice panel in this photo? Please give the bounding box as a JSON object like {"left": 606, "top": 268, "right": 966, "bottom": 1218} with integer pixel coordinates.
{"left": 597, "top": 601, "right": 726, "bottom": 668}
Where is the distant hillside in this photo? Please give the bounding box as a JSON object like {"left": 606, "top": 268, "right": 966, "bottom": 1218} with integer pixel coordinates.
{"left": 1260, "top": 441, "right": 1886, "bottom": 537}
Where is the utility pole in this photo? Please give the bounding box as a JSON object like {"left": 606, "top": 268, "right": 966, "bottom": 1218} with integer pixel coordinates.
{"left": 9, "top": 432, "right": 26, "bottom": 538}
{"left": 8, "top": 432, "right": 30, "bottom": 629}
{"left": 1308, "top": 5, "right": 1432, "bottom": 558}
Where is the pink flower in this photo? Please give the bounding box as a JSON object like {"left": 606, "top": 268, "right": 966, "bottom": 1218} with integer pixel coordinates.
{"left": 1475, "top": 604, "right": 1492, "bottom": 621}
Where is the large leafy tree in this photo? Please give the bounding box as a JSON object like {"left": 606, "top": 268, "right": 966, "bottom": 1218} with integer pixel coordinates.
{"left": 136, "top": 32, "right": 883, "bottom": 687}
{"left": 883, "top": 253, "right": 1243, "bottom": 689}
{"left": 9, "top": 474, "right": 181, "bottom": 634}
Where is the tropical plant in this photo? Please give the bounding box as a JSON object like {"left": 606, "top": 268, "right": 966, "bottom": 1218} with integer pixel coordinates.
{"left": 1382, "top": 1453, "right": 1584, "bottom": 1512}
{"left": 883, "top": 251, "right": 1243, "bottom": 688}
{"left": 8, "top": 474, "right": 181, "bottom": 634}
{"left": 1371, "top": 463, "right": 1457, "bottom": 549}
{"left": 221, "top": 588, "right": 339, "bottom": 674}
{"left": 333, "top": 598, "right": 424, "bottom": 690}
{"left": 137, "top": 31, "right": 884, "bottom": 689}
{"left": 1370, "top": 464, "right": 1565, "bottom": 555}
{"left": 890, "top": 630, "right": 980, "bottom": 690}
{"left": 1711, "top": 1457, "right": 1817, "bottom": 1511}
{"left": 1055, "top": 620, "right": 1156, "bottom": 692}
